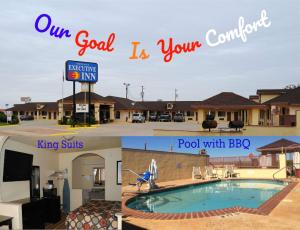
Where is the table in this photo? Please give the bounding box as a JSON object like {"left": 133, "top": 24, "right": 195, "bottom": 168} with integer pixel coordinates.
{"left": 0, "top": 215, "right": 12, "bottom": 230}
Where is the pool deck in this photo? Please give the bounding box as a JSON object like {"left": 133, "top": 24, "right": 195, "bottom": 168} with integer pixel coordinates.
{"left": 122, "top": 178, "right": 300, "bottom": 230}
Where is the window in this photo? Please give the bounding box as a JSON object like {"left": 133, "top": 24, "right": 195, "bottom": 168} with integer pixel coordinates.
{"left": 93, "top": 168, "right": 105, "bottom": 186}
{"left": 187, "top": 111, "right": 194, "bottom": 116}
{"left": 115, "top": 111, "right": 120, "bottom": 119}
{"left": 217, "top": 111, "right": 226, "bottom": 117}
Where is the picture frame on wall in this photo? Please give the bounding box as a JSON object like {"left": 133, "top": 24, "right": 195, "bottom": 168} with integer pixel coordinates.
{"left": 117, "top": 161, "right": 122, "bottom": 185}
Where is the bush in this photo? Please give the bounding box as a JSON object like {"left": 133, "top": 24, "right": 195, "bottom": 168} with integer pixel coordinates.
{"left": 229, "top": 120, "right": 244, "bottom": 131}
{"left": 202, "top": 120, "right": 217, "bottom": 131}
{"left": 0, "top": 112, "right": 6, "bottom": 123}
{"left": 11, "top": 115, "right": 19, "bottom": 124}
{"left": 67, "top": 117, "right": 79, "bottom": 126}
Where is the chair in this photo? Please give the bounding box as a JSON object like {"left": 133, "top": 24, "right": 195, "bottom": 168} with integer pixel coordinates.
{"left": 226, "top": 165, "right": 240, "bottom": 178}
{"left": 205, "top": 166, "right": 218, "bottom": 179}
{"left": 137, "top": 171, "right": 151, "bottom": 183}
{"left": 192, "top": 166, "right": 202, "bottom": 180}
{"left": 136, "top": 171, "right": 151, "bottom": 191}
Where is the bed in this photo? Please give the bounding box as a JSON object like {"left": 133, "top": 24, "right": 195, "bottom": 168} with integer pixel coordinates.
{"left": 65, "top": 200, "right": 121, "bottom": 230}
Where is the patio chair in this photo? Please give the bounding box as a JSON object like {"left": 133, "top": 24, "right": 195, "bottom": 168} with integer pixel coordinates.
{"left": 192, "top": 166, "right": 202, "bottom": 180}
{"left": 226, "top": 165, "right": 240, "bottom": 178}
{"left": 205, "top": 166, "right": 218, "bottom": 179}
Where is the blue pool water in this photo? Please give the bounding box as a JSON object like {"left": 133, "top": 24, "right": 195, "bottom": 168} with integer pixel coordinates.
{"left": 127, "top": 180, "right": 287, "bottom": 213}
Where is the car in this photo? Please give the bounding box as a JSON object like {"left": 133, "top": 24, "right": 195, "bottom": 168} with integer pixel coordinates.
{"left": 149, "top": 114, "right": 158, "bottom": 122}
{"left": 132, "top": 113, "right": 145, "bottom": 123}
{"left": 173, "top": 113, "right": 185, "bottom": 122}
{"left": 20, "top": 115, "right": 34, "bottom": 121}
{"left": 159, "top": 114, "right": 172, "bottom": 122}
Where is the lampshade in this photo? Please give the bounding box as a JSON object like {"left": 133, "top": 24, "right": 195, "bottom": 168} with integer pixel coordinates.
{"left": 49, "top": 170, "right": 65, "bottom": 179}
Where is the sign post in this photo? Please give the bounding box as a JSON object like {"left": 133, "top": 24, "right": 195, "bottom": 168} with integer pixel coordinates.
{"left": 72, "top": 81, "right": 76, "bottom": 127}
{"left": 88, "top": 82, "right": 91, "bottom": 126}
{"left": 65, "top": 60, "right": 98, "bottom": 127}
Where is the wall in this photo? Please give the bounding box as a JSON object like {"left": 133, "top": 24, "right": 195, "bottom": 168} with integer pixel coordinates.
{"left": 122, "top": 148, "right": 208, "bottom": 185}
{"left": 0, "top": 203, "right": 22, "bottom": 229}
{"left": 250, "top": 109, "right": 259, "bottom": 125}
{"left": 72, "top": 155, "right": 105, "bottom": 189}
{"left": 235, "top": 154, "right": 286, "bottom": 179}
{"left": 0, "top": 137, "right": 59, "bottom": 202}
{"left": 289, "top": 107, "right": 300, "bottom": 115}
{"left": 58, "top": 147, "right": 122, "bottom": 211}
{"left": 115, "top": 110, "right": 130, "bottom": 122}
{"left": 260, "top": 94, "right": 280, "bottom": 103}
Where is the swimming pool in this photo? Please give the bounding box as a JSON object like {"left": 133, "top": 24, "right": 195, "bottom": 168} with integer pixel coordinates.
{"left": 126, "top": 180, "right": 288, "bottom": 214}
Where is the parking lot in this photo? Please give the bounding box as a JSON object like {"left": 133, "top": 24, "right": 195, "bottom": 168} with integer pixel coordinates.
{"left": 0, "top": 120, "right": 200, "bottom": 136}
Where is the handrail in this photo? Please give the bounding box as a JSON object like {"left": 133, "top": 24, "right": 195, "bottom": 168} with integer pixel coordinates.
{"left": 273, "top": 164, "right": 297, "bottom": 180}
{"left": 273, "top": 167, "right": 287, "bottom": 180}
{"left": 123, "top": 169, "right": 148, "bottom": 182}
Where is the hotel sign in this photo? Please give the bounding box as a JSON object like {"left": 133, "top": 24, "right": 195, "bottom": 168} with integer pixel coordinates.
{"left": 65, "top": 60, "right": 98, "bottom": 83}
{"left": 76, "top": 104, "right": 89, "bottom": 113}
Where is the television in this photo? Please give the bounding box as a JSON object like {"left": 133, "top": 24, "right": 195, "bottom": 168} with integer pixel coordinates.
{"left": 3, "top": 149, "right": 33, "bottom": 182}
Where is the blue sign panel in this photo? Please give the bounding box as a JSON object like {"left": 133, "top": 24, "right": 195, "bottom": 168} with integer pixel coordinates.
{"left": 65, "top": 60, "right": 98, "bottom": 83}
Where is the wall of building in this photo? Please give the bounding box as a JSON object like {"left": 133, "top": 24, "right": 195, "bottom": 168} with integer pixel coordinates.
{"left": 114, "top": 110, "right": 131, "bottom": 122}
{"left": 250, "top": 109, "right": 260, "bottom": 125}
{"left": 260, "top": 94, "right": 280, "bottom": 103}
{"left": 122, "top": 149, "right": 208, "bottom": 185}
{"left": 289, "top": 107, "right": 300, "bottom": 115}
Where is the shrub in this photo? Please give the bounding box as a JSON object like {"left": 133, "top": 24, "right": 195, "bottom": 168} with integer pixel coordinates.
{"left": 202, "top": 120, "right": 217, "bottom": 131}
{"left": 0, "top": 112, "right": 6, "bottom": 123}
{"left": 10, "top": 115, "right": 19, "bottom": 124}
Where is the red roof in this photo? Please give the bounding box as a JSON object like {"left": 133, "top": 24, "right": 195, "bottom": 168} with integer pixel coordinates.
{"left": 193, "top": 92, "right": 264, "bottom": 109}
{"left": 264, "top": 87, "right": 300, "bottom": 106}
{"left": 257, "top": 138, "right": 300, "bottom": 153}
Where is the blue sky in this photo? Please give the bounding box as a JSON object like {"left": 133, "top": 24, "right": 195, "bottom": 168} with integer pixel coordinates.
{"left": 122, "top": 136, "right": 300, "bottom": 157}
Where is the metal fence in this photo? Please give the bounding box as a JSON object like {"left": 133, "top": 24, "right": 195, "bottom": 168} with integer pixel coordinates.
{"left": 209, "top": 155, "right": 279, "bottom": 168}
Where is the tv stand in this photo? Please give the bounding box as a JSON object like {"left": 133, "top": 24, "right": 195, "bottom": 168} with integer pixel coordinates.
{"left": 9, "top": 196, "right": 61, "bottom": 229}
{"left": 22, "top": 198, "right": 45, "bottom": 229}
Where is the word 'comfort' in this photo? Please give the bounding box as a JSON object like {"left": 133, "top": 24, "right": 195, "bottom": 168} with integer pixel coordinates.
{"left": 206, "top": 9, "right": 271, "bottom": 47}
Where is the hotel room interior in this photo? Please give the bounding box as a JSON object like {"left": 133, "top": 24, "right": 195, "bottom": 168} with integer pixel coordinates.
{"left": 0, "top": 136, "right": 122, "bottom": 230}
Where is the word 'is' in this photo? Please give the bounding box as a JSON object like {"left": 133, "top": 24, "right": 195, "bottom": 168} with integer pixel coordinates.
{"left": 34, "top": 13, "right": 202, "bottom": 62}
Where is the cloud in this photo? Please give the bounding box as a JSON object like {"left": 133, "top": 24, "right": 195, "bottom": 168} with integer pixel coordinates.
{"left": 0, "top": 0, "right": 299, "bottom": 107}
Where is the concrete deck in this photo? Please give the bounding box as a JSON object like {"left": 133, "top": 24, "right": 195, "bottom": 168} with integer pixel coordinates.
{"left": 122, "top": 178, "right": 300, "bottom": 230}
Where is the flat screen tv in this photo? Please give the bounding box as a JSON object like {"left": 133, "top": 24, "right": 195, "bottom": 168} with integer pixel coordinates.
{"left": 3, "top": 149, "right": 33, "bottom": 182}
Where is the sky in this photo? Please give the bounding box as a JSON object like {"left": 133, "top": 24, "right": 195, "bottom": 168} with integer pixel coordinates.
{"left": 122, "top": 136, "right": 300, "bottom": 157}
{"left": 0, "top": 0, "right": 299, "bottom": 108}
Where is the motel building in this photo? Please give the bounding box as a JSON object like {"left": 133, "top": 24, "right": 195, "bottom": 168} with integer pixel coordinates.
{"left": 7, "top": 86, "right": 300, "bottom": 128}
